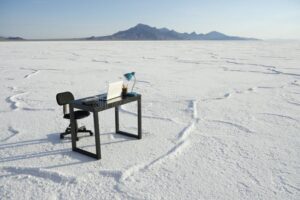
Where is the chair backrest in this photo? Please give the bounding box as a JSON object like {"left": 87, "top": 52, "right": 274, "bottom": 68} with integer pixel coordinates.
{"left": 56, "top": 92, "right": 74, "bottom": 115}
{"left": 56, "top": 91, "right": 74, "bottom": 105}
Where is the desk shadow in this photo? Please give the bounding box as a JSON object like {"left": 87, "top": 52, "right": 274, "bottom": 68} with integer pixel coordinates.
{"left": 0, "top": 132, "right": 135, "bottom": 168}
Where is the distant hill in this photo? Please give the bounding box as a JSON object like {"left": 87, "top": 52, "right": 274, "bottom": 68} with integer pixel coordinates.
{"left": 0, "top": 36, "right": 25, "bottom": 41}
{"left": 0, "top": 24, "right": 258, "bottom": 41}
{"left": 86, "top": 24, "right": 257, "bottom": 40}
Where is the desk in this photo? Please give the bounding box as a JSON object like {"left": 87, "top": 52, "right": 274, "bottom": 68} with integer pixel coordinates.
{"left": 69, "top": 93, "right": 142, "bottom": 160}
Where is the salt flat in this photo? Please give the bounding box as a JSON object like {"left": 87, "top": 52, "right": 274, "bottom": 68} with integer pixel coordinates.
{"left": 0, "top": 41, "right": 299, "bottom": 199}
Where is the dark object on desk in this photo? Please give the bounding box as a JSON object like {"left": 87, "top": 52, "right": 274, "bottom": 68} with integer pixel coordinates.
{"left": 125, "top": 92, "right": 138, "bottom": 97}
{"left": 69, "top": 93, "right": 142, "bottom": 160}
{"left": 122, "top": 85, "right": 128, "bottom": 97}
{"left": 56, "top": 91, "right": 93, "bottom": 140}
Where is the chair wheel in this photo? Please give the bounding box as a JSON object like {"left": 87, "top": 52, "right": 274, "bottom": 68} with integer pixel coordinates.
{"left": 90, "top": 132, "right": 93, "bottom": 136}
{"left": 76, "top": 137, "right": 79, "bottom": 141}
{"left": 60, "top": 135, "right": 64, "bottom": 139}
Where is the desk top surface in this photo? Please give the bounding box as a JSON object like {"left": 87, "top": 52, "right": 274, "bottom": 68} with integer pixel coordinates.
{"left": 70, "top": 93, "right": 141, "bottom": 111}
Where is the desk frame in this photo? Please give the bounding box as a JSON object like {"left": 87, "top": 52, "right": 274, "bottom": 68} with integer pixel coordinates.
{"left": 69, "top": 94, "right": 142, "bottom": 160}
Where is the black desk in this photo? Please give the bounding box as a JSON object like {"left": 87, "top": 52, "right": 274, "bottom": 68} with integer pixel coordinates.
{"left": 69, "top": 93, "right": 142, "bottom": 160}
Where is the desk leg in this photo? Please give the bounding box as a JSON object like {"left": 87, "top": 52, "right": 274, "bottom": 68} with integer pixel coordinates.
{"left": 70, "top": 104, "right": 76, "bottom": 150}
{"left": 93, "top": 111, "right": 101, "bottom": 160}
{"left": 71, "top": 108, "right": 101, "bottom": 160}
{"left": 115, "top": 100, "right": 142, "bottom": 139}
{"left": 115, "top": 106, "right": 119, "bottom": 132}
{"left": 138, "top": 98, "right": 142, "bottom": 139}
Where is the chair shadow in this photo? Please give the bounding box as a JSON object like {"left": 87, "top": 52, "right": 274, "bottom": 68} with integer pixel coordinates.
{"left": 0, "top": 131, "right": 135, "bottom": 169}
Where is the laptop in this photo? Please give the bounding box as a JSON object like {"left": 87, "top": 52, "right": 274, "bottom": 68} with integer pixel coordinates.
{"left": 99, "top": 81, "right": 123, "bottom": 101}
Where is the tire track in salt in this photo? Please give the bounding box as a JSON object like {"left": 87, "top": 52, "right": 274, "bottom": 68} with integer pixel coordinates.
{"left": 222, "top": 67, "right": 276, "bottom": 75}
{"left": 224, "top": 64, "right": 300, "bottom": 77}
{"left": 267, "top": 69, "right": 300, "bottom": 77}
{"left": 142, "top": 56, "right": 155, "bottom": 60}
{"left": 91, "top": 59, "right": 109, "bottom": 63}
{"left": 101, "top": 100, "right": 199, "bottom": 195}
{"left": 286, "top": 100, "right": 300, "bottom": 107}
{"left": 21, "top": 67, "right": 63, "bottom": 80}
{"left": 258, "top": 113, "right": 299, "bottom": 122}
{"left": 202, "top": 92, "right": 231, "bottom": 101}
{"left": 202, "top": 86, "right": 259, "bottom": 102}
{"left": 0, "top": 126, "right": 19, "bottom": 142}
{"left": 236, "top": 163, "right": 261, "bottom": 186}
{"left": 119, "top": 105, "right": 177, "bottom": 123}
{"left": 24, "top": 69, "right": 39, "bottom": 79}
{"left": 276, "top": 175, "right": 300, "bottom": 194}
{"left": 208, "top": 119, "right": 254, "bottom": 134}
{"left": 176, "top": 59, "right": 202, "bottom": 65}
{"left": 226, "top": 60, "right": 277, "bottom": 69}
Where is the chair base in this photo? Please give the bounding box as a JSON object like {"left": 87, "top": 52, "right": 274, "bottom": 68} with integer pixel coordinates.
{"left": 60, "top": 125, "right": 93, "bottom": 141}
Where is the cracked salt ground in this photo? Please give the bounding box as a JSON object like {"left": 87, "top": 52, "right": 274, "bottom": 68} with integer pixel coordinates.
{"left": 3, "top": 87, "right": 54, "bottom": 112}
{"left": 99, "top": 100, "right": 199, "bottom": 198}
{"left": 0, "top": 41, "right": 299, "bottom": 199}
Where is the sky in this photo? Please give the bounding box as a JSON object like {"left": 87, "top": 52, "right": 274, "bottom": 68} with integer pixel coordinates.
{"left": 0, "top": 0, "right": 299, "bottom": 39}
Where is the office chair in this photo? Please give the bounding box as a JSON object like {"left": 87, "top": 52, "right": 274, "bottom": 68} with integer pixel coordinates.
{"left": 56, "top": 91, "right": 93, "bottom": 140}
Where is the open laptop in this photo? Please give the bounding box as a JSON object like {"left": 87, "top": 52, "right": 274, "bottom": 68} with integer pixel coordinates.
{"left": 99, "top": 81, "right": 123, "bottom": 101}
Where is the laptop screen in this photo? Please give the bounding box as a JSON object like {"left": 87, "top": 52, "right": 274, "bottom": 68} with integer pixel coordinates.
{"left": 107, "top": 81, "right": 123, "bottom": 100}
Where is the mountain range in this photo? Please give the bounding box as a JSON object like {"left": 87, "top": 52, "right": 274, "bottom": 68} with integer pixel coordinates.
{"left": 0, "top": 36, "right": 25, "bottom": 41}
{"left": 0, "top": 24, "right": 257, "bottom": 41}
{"left": 85, "top": 24, "right": 257, "bottom": 41}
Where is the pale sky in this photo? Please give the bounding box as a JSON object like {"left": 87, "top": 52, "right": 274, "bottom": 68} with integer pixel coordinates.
{"left": 0, "top": 0, "right": 299, "bottom": 39}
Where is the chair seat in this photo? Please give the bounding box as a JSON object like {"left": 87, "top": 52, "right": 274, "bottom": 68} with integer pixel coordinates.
{"left": 64, "top": 110, "right": 90, "bottom": 120}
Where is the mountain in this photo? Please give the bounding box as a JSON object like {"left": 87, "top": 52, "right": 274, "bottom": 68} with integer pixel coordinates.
{"left": 0, "top": 36, "right": 25, "bottom": 41}
{"left": 0, "top": 24, "right": 257, "bottom": 41}
{"left": 86, "top": 24, "right": 257, "bottom": 40}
